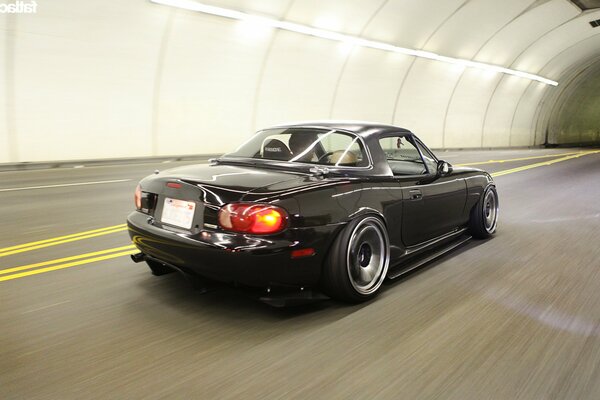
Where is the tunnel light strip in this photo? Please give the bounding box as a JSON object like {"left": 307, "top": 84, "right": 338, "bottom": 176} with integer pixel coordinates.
{"left": 150, "top": 0, "right": 558, "bottom": 86}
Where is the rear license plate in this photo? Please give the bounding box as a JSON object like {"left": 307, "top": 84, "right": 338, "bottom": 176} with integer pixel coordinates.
{"left": 161, "top": 197, "right": 196, "bottom": 229}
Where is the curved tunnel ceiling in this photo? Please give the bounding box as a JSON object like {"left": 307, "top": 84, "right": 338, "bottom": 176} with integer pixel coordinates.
{"left": 157, "top": 0, "right": 600, "bottom": 86}
{"left": 150, "top": 0, "right": 600, "bottom": 149}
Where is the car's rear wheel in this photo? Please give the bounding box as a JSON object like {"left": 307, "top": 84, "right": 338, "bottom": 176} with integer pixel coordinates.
{"left": 322, "top": 216, "right": 390, "bottom": 303}
{"left": 469, "top": 185, "right": 498, "bottom": 239}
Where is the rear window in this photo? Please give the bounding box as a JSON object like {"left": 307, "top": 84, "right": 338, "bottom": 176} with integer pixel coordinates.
{"left": 223, "top": 128, "right": 369, "bottom": 167}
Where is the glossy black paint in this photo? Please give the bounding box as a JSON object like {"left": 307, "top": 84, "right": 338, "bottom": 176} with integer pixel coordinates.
{"left": 127, "top": 121, "right": 494, "bottom": 289}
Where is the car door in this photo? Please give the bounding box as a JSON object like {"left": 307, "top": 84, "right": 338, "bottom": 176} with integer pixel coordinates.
{"left": 412, "top": 137, "right": 468, "bottom": 239}
{"left": 378, "top": 133, "right": 467, "bottom": 247}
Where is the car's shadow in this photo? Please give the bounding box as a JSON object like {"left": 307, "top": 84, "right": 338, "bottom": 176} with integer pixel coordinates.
{"left": 133, "top": 269, "right": 367, "bottom": 327}
{"left": 132, "top": 237, "right": 490, "bottom": 326}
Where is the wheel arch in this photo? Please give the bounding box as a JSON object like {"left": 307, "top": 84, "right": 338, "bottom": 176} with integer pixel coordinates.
{"left": 319, "top": 212, "right": 391, "bottom": 302}
{"left": 465, "top": 173, "right": 496, "bottom": 214}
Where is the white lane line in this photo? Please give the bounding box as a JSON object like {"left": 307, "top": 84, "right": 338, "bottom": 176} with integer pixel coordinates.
{"left": 0, "top": 179, "right": 132, "bottom": 192}
{"left": 0, "top": 159, "right": 209, "bottom": 173}
{"left": 21, "top": 300, "right": 71, "bottom": 314}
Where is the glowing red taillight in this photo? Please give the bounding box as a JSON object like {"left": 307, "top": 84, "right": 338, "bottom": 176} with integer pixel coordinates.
{"left": 218, "top": 203, "right": 287, "bottom": 234}
{"left": 134, "top": 184, "right": 142, "bottom": 209}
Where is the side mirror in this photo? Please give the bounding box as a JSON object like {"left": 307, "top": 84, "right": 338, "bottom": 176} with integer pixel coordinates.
{"left": 437, "top": 160, "right": 452, "bottom": 176}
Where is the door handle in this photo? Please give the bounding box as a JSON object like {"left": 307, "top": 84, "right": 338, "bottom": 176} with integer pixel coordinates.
{"left": 409, "top": 189, "right": 422, "bottom": 200}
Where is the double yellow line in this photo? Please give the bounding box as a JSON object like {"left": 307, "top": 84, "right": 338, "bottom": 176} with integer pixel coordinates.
{"left": 0, "top": 223, "right": 136, "bottom": 282}
{"left": 456, "top": 151, "right": 585, "bottom": 167}
{"left": 0, "top": 223, "right": 127, "bottom": 258}
{"left": 1, "top": 149, "right": 598, "bottom": 283}
{"left": 490, "top": 150, "right": 600, "bottom": 177}
{"left": 0, "top": 245, "right": 137, "bottom": 282}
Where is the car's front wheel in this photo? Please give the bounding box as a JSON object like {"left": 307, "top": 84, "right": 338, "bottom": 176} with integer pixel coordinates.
{"left": 469, "top": 185, "right": 499, "bottom": 239}
{"left": 322, "top": 216, "right": 390, "bottom": 303}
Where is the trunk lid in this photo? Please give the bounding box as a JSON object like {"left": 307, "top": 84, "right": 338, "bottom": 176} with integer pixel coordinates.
{"left": 139, "top": 163, "right": 350, "bottom": 233}
{"left": 154, "top": 163, "right": 312, "bottom": 202}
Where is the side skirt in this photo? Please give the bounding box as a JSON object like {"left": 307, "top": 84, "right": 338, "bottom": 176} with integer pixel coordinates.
{"left": 387, "top": 233, "right": 472, "bottom": 280}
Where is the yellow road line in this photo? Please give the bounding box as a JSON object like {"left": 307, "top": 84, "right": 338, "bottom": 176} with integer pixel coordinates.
{"left": 0, "top": 245, "right": 136, "bottom": 276}
{"left": 457, "top": 151, "right": 583, "bottom": 166}
{"left": 0, "top": 224, "right": 126, "bottom": 254}
{"left": 0, "top": 226, "right": 127, "bottom": 258}
{"left": 491, "top": 150, "right": 600, "bottom": 177}
{"left": 0, "top": 249, "right": 139, "bottom": 282}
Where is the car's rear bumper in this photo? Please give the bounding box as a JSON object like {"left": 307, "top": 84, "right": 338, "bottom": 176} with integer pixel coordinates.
{"left": 127, "top": 211, "right": 343, "bottom": 288}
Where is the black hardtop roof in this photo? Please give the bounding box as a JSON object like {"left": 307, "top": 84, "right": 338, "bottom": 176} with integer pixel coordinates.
{"left": 269, "top": 120, "right": 413, "bottom": 138}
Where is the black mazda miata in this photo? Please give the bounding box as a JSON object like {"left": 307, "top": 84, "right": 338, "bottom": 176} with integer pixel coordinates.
{"left": 128, "top": 121, "right": 498, "bottom": 305}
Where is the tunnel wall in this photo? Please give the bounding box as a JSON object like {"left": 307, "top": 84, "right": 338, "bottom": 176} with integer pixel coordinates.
{"left": 1, "top": 0, "right": 599, "bottom": 163}
{"left": 545, "top": 61, "right": 600, "bottom": 145}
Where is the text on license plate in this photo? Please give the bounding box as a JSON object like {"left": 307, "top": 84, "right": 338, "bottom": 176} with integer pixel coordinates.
{"left": 161, "top": 197, "right": 196, "bottom": 229}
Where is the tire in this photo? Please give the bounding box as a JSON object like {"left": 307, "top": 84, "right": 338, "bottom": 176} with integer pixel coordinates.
{"left": 322, "top": 216, "right": 390, "bottom": 303}
{"left": 468, "top": 185, "right": 499, "bottom": 239}
{"left": 146, "top": 259, "right": 174, "bottom": 276}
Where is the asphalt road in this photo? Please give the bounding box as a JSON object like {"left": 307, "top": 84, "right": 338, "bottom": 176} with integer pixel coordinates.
{"left": 1, "top": 148, "right": 599, "bottom": 399}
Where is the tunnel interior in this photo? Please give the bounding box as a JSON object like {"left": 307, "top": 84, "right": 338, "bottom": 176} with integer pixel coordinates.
{"left": 1, "top": 1, "right": 600, "bottom": 399}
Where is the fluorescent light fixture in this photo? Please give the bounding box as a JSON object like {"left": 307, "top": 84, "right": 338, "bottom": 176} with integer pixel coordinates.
{"left": 150, "top": 0, "right": 558, "bottom": 87}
